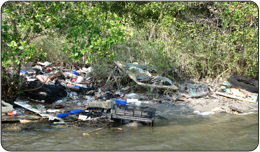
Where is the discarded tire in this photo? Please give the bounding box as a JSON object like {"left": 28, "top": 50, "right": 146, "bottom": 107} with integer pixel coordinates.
{"left": 228, "top": 75, "right": 258, "bottom": 93}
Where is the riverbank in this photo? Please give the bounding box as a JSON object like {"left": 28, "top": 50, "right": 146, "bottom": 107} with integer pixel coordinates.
{"left": 2, "top": 91, "right": 258, "bottom": 132}
{"left": 2, "top": 61, "right": 258, "bottom": 131}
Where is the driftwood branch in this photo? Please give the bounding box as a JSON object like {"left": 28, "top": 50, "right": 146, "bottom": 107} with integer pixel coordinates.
{"left": 211, "top": 68, "right": 230, "bottom": 86}
{"left": 27, "top": 29, "right": 59, "bottom": 42}
{"left": 149, "top": 3, "right": 168, "bottom": 42}
{"left": 106, "top": 66, "right": 118, "bottom": 84}
{"left": 149, "top": 13, "right": 162, "bottom": 42}
{"left": 11, "top": 19, "right": 18, "bottom": 35}
{"left": 22, "top": 27, "right": 31, "bottom": 41}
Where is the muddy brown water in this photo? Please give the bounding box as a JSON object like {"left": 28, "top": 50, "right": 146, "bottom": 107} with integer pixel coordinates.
{"left": 1, "top": 103, "right": 258, "bottom": 151}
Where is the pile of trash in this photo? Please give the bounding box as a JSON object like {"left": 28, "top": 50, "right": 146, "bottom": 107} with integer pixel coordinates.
{"left": 2, "top": 61, "right": 160, "bottom": 129}
{"left": 2, "top": 61, "right": 259, "bottom": 130}
{"left": 175, "top": 76, "right": 258, "bottom": 116}
{"left": 19, "top": 61, "right": 95, "bottom": 103}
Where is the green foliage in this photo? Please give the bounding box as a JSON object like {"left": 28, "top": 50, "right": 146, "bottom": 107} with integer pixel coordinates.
{"left": 216, "top": 2, "right": 258, "bottom": 77}
{"left": 1, "top": 1, "right": 131, "bottom": 99}
{"left": 57, "top": 2, "right": 130, "bottom": 63}
{"left": 103, "top": 1, "right": 258, "bottom": 79}
{"left": 1, "top": 1, "right": 258, "bottom": 85}
{"left": 2, "top": 2, "right": 130, "bottom": 68}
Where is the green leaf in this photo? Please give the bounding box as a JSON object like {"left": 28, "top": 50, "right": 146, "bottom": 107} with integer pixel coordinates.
{"left": 110, "top": 21, "right": 115, "bottom": 25}
{"left": 15, "top": 59, "right": 20, "bottom": 64}
{"left": 7, "top": 41, "right": 17, "bottom": 47}
{"left": 46, "top": 17, "right": 51, "bottom": 22}
{"left": 18, "top": 46, "right": 24, "bottom": 50}
{"left": 7, "top": 43, "right": 13, "bottom": 47}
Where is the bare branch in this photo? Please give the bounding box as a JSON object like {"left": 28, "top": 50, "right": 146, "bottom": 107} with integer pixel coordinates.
{"left": 22, "top": 27, "right": 31, "bottom": 41}
{"left": 149, "top": 13, "right": 162, "bottom": 42}
{"left": 11, "top": 19, "right": 18, "bottom": 34}
{"left": 27, "top": 29, "right": 59, "bottom": 42}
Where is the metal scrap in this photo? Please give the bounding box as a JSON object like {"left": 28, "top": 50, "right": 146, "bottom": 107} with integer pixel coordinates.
{"left": 114, "top": 61, "right": 178, "bottom": 90}
{"left": 14, "top": 101, "right": 65, "bottom": 124}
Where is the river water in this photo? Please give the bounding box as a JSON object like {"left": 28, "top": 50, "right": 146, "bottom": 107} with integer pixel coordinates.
{"left": 1, "top": 111, "right": 258, "bottom": 151}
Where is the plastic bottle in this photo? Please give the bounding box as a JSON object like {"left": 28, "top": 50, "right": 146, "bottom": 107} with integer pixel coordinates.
{"left": 36, "top": 104, "right": 46, "bottom": 113}
{"left": 189, "top": 88, "right": 197, "bottom": 95}
{"left": 7, "top": 110, "right": 23, "bottom": 116}
{"left": 76, "top": 76, "right": 84, "bottom": 83}
{"left": 125, "top": 93, "right": 140, "bottom": 99}
{"left": 202, "top": 84, "right": 207, "bottom": 92}
{"left": 46, "top": 67, "right": 52, "bottom": 72}
{"left": 69, "top": 92, "right": 78, "bottom": 99}
{"left": 55, "top": 100, "right": 63, "bottom": 104}
{"left": 20, "top": 70, "right": 28, "bottom": 76}
{"left": 195, "top": 87, "right": 199, "bottom": 92}
{"left": 47, "top": 109, "right": 60, "bottom": 113}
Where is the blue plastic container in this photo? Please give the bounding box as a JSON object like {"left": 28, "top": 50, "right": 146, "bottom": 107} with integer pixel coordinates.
{"left": 114, "top": 99, "right": 127, "bottom": 105}
{"left": 69, "top": 109, "right": 83, "bottom": 114}
{"left": 20, "top": 70, "right": 28, "bottom": 74}
{"left": 72, "top": 70, "right": 79, "bottom": 75}
{"left": 57, "top": 113, "right": 69, "bottom": 118}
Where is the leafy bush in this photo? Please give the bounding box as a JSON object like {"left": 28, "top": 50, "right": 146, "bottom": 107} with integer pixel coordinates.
{"left": 2, "top": 1, "right": 258, "bottom": 93}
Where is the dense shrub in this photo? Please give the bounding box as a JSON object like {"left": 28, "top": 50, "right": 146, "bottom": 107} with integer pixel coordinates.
{"left": 1, "top": 2, "right": 258, "bottom": 99}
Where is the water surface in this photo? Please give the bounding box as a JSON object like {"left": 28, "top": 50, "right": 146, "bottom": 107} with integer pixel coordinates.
{"left": 1, "top": 113, "right": 258, "bottom": 151}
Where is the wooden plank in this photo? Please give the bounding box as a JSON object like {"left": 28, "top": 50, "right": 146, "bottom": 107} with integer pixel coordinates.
{"left": 215, "top": 91, "right": 258, "bottom": 103}
{"left": 2, "top": 115, "right": 41, "bottom": 122}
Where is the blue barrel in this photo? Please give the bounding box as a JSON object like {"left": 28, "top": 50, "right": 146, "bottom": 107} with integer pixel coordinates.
{"left": 69, "top": 109, "right": 83, "bottom": 114}
{"left": 57, "top": 113, "right": 69, "bottom": 118}
{"left": 114, "top": 99, "right": 127, "bottom": 105}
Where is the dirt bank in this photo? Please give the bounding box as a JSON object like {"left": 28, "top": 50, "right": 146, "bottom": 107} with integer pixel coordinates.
{"left": 153, "top": 96, "right": 258, "bottom": 121}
